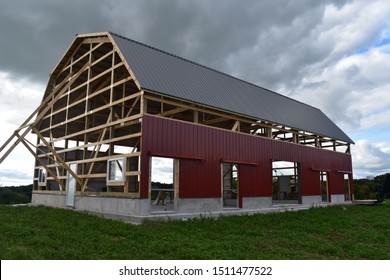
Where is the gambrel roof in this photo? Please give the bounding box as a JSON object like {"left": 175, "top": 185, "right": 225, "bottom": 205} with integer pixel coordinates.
{"left": 109, "top": 32, "right": 353, "bottom": 143}
{"left": 49, "top": 32, "right": 353, "bottom": 143}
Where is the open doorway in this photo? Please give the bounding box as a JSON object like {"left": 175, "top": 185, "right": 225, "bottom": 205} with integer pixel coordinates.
{"left": 344, "top": 174, "right": 351, "bottom": 201}
{"left": 222, "top": 163, "right": 239, "bottom": 208}
{"left": 272, "top": 161, "right": 301, "bottom": 204}
{"left": 150, "top": 157, "right": 178, "bottom": 212}
{"left": 320, "top": 171, "right": 329, "bottom": 202}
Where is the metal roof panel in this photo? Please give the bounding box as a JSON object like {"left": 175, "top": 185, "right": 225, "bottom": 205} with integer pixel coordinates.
{"left": 111, "top": 32, "right": 353, "bottom": 143}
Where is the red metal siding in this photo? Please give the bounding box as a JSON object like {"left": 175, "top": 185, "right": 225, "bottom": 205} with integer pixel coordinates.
{"left": 140, "top": 115, "right": 353, "bottom": 200}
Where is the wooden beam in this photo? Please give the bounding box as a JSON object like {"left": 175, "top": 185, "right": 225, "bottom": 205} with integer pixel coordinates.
{"left": 157, "top": 107, "right": 189, "bottom": 117}
{"left": 82, "top": 37, "right": 111, "bottom": 44}
{"left": 39, "top": 85, "right": 138, "bottom": 134}
{"left": 231, "top": 120, "right": 240, "bottom": 131}
{"left": 43, "top": 152, "right": 141, "bottom": 168}
{"left": 18, "top": 136, "right": 65, "bottom": 190}
{"left": 33, "top": 128, "right": 83, "bottom": 187}
{"left": 203, "top": 117, "right": 229, "bottom": 125}
{"left": 40, "top": 132, "right": 142, "bottom": 155}
{"left": 82, "top": 112, "right": 112, "bottom": 191}
{"left": 59, "top": 42, "right": 105, "bottom": 75}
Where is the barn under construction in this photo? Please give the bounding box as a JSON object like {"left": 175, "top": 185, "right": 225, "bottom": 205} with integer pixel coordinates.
{"left": 0, "top": 32, "right": 354, "bottom": 221}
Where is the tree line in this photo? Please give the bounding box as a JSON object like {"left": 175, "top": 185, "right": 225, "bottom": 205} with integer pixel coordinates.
{"left": 0, "top": 173, "right": 388, "bottom": 204}
{"left": 0, "top": 185, "right": 32, "bottom": 205}
{"left": 353, "top": 173, "right": 389, "bottom": 200}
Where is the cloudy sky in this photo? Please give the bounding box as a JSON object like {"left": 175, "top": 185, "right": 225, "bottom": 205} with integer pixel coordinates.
{"left": 0, "top": 0, "right": 390, "bottom": 185}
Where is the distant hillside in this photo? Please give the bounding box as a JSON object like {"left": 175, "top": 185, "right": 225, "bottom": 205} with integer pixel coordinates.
{"left": 0, "top": 185, "right": 32, "bottom": 205}
{"left": 353, "top": 173, "right": 389, "bottom": 199}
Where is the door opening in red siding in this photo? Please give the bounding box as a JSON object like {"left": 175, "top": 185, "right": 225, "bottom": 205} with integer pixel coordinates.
{"left": 272, "top": 161, "right": 302, "bottom": 205}
{"left": 320, "top": 171, "right": 329, "bottom": 202}
{"left": 150, "top": 157, "right": 177, "bottom": 212}
{"left": 222, "top": 163, "right": 240, "bottom": 208}
{"left": 344, "top": 174, "right": 351, "bottom": 201}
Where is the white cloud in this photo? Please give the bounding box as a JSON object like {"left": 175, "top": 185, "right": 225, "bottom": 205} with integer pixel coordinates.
{"left": 0, "top": 72, "right": 43, "bottom": 185}
{"left": 352, "top": 140, "right": 390, "bottom": 178}
{"left": 0, "top": 72, "right": 44, "bottom": 127}
{"left": 151, "top": 157, "right": 174, "bottom": 184}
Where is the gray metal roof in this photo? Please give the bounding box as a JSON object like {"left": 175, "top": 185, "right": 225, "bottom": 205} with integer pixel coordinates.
{"left": 111, "top": 32, "right": 353, "bottom": 143}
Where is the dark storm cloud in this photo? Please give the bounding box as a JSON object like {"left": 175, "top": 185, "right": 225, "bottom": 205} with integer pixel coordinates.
{"left": 0, "top": 0, "right": 350, "bottom": 87}
{"left": 0, "top": 0, "right": 114, "bottom": 80}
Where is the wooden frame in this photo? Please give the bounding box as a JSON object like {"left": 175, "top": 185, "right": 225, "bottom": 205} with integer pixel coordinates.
{"left": 143, "top": 91, "right": 351, "bottom": 153}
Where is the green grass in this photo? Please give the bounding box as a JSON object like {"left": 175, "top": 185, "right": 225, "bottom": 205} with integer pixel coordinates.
{"left": 0, "top": 202, "right": 389, "bottom": 259}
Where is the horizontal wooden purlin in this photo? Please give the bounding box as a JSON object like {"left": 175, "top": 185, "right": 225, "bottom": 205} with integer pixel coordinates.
{"left": 88, "top": 61, "right": 125, "bottom": 85}
{"left": 55, "top": 62, "right": 126, "bottom": 103}
{"left": 41, "top": 79, "right": 136, "bottom": 128}
{"left": 78, "top": 173, "right": 107, "bottom": 179}
{"left": 144, "top": 94, "right": 259, "bottom": 126}
{"left": 39, "top": 86, "right": 139, "bottom": 135}
{"left": 241, "top": 123, "right": 266, "bottom": 130}
{"left": 112, "top": 119, "right": 141, "bottom": 130}
{"left": 46, "top": 176, "right": 66, "bottom": 180}
{"left": 157, "top": 107, "right": 189, "bottom": 117}
{"left": 146, "top": 93, "right": 313, "bottom": 138}
{"left": 203, "top": 117, "right": 229, "bottom": 125}
{"left": 221, "top": 159, "right": 257, "bottom": 166}
{"left": 54, "top": 61, "right": 127, "bottom": 107}
{"left": 38, "top": 132, "right": 141, "bottom": 154}
{"left": 32, "top": 189, "right": 141, "bottom": 198}
{"left": 82, "top": 37, "right": 111, "bottom": 44}
{"left": 106, "top": 182, "right": 126, "bottom": 187}
{"left": 148, "top": 151, "right": 204, "bottom": 161}
{"left": 125, "top": 171, "right": 141, "bottom": 176}
{"left": 41, "top": 76, "right": 112, "bottom": 122}
{"left": 32, "top": 190, "right": 65, "bottom": 195}
{"left": 39, "top": 152, "right": 141, "bottom": 167}
{"left": 39, "top": 113, "right": 141, "bottom": 146}
{"left": 59, "top": 42, "right": 106, "bottom": 75}
{"left": 78, "top": 191, "right": 140, "bottom": 198}
{"left": 90, "top": 50, "right": 114, "bottom": 67}
{"left": 24, "top": 62, "right": 91, "bottom": 129}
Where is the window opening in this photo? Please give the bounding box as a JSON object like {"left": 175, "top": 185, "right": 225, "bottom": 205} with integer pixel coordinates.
{"left": 107, "top": 158, "right": 126, "bottom": 183}
{"left": 38, "top": 167, "right": 47, "bottom": 186}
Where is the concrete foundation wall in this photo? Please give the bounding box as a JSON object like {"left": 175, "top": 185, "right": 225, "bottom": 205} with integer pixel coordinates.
{"left": 74, "top": 196, "right": 150, "bottom": 216}
{"left": 301, "top": 195, "right": 322, "bottom": 206}
{"left": 176, "top": 198, "right": 222, "bottom": 213}
{"left": 32, "top": 193, "right": 66, "bottom": 207}
{"left": 330, "top": 194, "right": 346, "bottom": 204}
{"left": 242, "top": 196, "right": 272, "bottom": 209}
{"left": 32, "top": 193, "right": 150, "bottom": 216}
{"left": 32, "top": 192, "right": 351, "bottom": 223}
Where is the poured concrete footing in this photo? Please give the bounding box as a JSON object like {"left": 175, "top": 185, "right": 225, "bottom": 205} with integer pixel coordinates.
{"left": 31, "top": 193, "right": 352, "bottom": 224}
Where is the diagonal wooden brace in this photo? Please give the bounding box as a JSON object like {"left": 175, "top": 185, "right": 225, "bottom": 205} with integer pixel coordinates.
{"left": 32, "top": 128, "right": 83, "bottom": 187}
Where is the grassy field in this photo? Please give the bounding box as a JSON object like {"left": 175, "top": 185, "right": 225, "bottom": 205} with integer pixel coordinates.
{"left": 0, "top": 202, "right": 389, "bottom": 260}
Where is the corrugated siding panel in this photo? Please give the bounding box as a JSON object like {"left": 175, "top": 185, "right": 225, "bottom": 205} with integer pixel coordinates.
{"left": 111, "top": 33, "right": 353, "bottom": 143}
{"left": 140, "top": 115, "right": 353, "bottom": 199}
